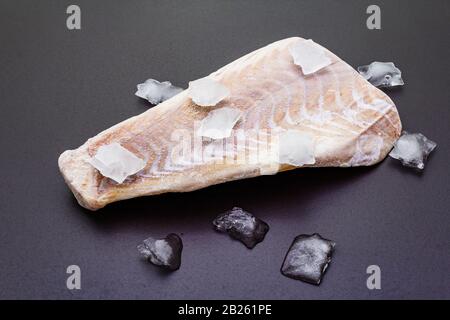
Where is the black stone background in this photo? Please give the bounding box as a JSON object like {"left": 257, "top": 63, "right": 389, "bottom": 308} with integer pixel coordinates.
{"left": 0, "top": 0, "right": 449, "bottom": 299}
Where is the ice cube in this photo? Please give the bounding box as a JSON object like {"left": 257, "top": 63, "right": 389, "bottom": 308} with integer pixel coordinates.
{"left": 289, "top": 39, "right": 332, "bottom": 75}
{"left": 278, "top": 130, "right": 316, "bottom": 167}
{"left": 135, "top": 79, "right": 183, "bottom": 104}
{"left": 281, "top": 233, "right": 335, "bottom": 285}
{"left": 197, "top": 107, "right": 242, "bottom": 139}
{"left": 357, "top": 61, "right": 404, "bottom": 88}
{"left": 88, "top": 143, "right": 146, "bottom": 184}
{"left": 213, "top": 207, "right": 269, "bottom": 249}
{"left": 137, "top": 233, "right": 183, "bottom": 271}
{"left": 389, "top": 131, "right": 436, "bottom": 170}
{"left": 188, "top": 77, "right": 230, "bottom": 107}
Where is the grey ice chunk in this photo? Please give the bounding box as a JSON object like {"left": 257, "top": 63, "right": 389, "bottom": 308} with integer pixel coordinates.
{"left": 135, "top": 79, "right": 183, "bottom": 104}
{"left": 357, "top": 61, "right": 404, "bottom": 88}
{"left": 213, "top": 207, "right": 269, "bottom": 249}
{"left": 389, "top": 131, "right": 437, "bottom": 170}
{"left": 137, "top": 233, "right": 183, "bottom": 271}
{"left": 281, "top": 233, "right": 335, "bottom": 285}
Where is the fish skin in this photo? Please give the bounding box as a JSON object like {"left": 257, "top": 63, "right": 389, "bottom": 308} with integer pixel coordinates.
{"left": 58, "top": 37, "right": 401, "bottom": 211}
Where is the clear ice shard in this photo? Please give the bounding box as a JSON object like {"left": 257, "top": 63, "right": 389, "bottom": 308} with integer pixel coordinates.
{"left": 88, "top": 143, "right": 146, "bottom": 184}
{"left": 135, "top": 79, "right": 183, "bottom": 104}
{"left": 281, "top": 233, "right": 335, "bottom": 285}
{"left": 188, "top": 77, "right": 230, "bottom": 107}
{"left": 389, "top": 131, "right": 436, "bottom": 170}
{"left": 289, "top": 39, "right": 332, "bottom": 75}
{"left": 197, "top": 107, "right": 242, "bottom": 139}
{"left": 357, "top": 61, "right": 404, "bottom": 88}
{"left": 137, "top": 233, "right": 183, "bottom": 271}
{"left": 213, "top": 207, "right": 269, "bottom": 249}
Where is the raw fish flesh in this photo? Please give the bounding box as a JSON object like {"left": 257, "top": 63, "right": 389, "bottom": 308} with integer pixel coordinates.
{"left": 59, "top": 37, "right": 402, "bottom": 210}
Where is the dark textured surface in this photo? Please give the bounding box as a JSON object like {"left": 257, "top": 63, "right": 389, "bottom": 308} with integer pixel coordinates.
{"left": 0, "top": 0, "right": 449, "bottom": 299}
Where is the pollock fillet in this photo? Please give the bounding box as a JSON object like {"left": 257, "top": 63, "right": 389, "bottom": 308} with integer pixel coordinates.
{"left": 59, "top": 37, "right": 402, "bottom": 211}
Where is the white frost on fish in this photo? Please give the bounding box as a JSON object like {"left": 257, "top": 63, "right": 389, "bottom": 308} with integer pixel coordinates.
{"left": 349, "top": 134, "right": 384, "bottom": 166}
{"left": 188, "top": 77, "right": 230, "bottom": 107}
{"left": 88, "top": 143, "right": 146, "bottom": 183}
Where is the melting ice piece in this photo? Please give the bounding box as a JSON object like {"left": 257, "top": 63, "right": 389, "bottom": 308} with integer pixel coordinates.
{"left": 135, "top": 79, "right": 183, "bottom": 104}
{"left": 278, "top": 130, "right": 315, "bottom": 166}
{"left": 197, "top": 107, "right": 242, "bottom": 139}
{"left": 281, "top": 233, "right": 335, "bottom": 285}
{"left": 137, "top": 233, "right": 183, "bottom": 271}
{"left": 213, "top": 207, "right": 269, "bottom": 249}
{"left": 389, "top": 131, "right": 436, "bottom": 170}
{"left": 289, "top": 39, "right": 332, "bottom": 75}
{"left": 357, "top": 61, "right": 404, "bottom": 88}
{"left": 188, "top": 77, "right": 230, "bottom": 107}
{"left": 89, "top": 143, "right": 146, "bottom": 184}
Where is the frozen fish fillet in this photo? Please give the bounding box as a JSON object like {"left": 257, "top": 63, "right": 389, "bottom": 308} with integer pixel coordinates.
{"left": 59, "top": 37, "right": 402, "bottom": 210}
